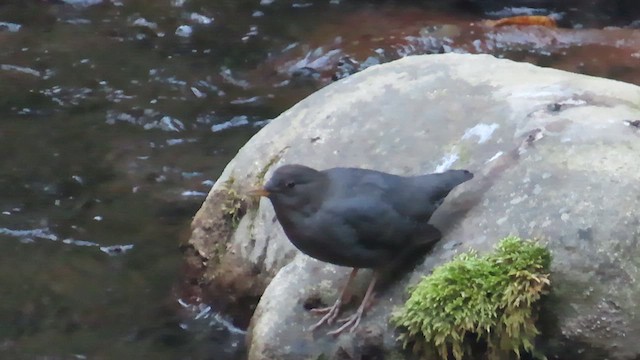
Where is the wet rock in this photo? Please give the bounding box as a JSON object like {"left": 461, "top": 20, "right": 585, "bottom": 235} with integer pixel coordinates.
{"left": 175, "top": 25, "right": 193, "bottom": 38}
{"left": 0, "top": 21, "right": 21, "bottom": 32}
{"left": 189, "top": 13, "right": 214, "bottom": 25}
{"left": 332, "top": 56, "right": 360, "bottom": 81}
{"left": 460, "top": 0, "right": 640, "bottom": 25}
{"left": 291, "top": 66, "right": 321, "bottom": 85}
{"left": 62, "top": 0, "right": 103, "bottom": 6}
{"left": 260, "top": 7, "right": 640, "bottom": 86}
{"left": 186, "top": 53, "right": 640, "bottom": 359}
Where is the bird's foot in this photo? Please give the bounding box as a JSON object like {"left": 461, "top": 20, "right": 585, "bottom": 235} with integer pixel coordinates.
{"left": 326, "top": 306, "right": 365, "bottom": 336}
{"left": 309, "top": 298, "right": 342, "bottom": 331}
{"left": 309, "top": 305, "right": 334, "bottom": 315}
{"left": 326, "top": 290, "right": 376, "bottom": 336}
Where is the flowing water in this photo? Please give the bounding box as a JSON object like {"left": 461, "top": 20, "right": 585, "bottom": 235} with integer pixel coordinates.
{"left": 1, "top": 0, "right": 638, "bottom": 359}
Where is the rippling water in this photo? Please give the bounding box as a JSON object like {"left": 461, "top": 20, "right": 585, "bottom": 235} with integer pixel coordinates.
{"left": 1, "top": 0, "right": 638, "bottom": 358}
{"left": 0, "top": 1, "right": 287, "bottom": 358}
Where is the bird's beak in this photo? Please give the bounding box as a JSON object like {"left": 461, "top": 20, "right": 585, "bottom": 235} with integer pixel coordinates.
{"left": 247, "top": 187, "right": 270, "bottom": 197}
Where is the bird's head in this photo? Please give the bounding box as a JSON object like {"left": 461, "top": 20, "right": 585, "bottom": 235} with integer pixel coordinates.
{"left": 248, "top": 164, "right": 327, "bottom": 212}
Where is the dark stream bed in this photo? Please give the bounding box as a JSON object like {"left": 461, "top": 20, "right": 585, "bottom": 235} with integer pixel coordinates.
{"left": 1, "top": 0, "right": 639, "bottom": 359}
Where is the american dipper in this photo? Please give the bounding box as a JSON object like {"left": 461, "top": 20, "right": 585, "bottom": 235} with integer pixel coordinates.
{"left": 249, "top": 164, "right": 473, "bottom": 335}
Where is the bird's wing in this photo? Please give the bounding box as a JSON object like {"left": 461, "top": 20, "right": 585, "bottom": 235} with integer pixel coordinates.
{"left": 318, "top": 196, "right": 414, "bottom": 250}
{"left": 386, "top": 170, "right": 473, "bottom": 220}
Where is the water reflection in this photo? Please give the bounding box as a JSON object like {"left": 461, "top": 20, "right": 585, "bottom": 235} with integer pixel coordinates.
{"left": 1, "top": 0, "right": 639, "bottom": 358}
{"left": 0, "top": 0, "right": 270, "bottom": 358}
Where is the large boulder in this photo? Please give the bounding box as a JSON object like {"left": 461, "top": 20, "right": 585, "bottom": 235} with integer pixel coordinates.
{"left": 186, "top": 53, "right": 640, "bottom": 359}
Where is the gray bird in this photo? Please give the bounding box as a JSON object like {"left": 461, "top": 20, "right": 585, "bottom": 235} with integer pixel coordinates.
{"left": 249, "top": 164, "right": 473, "bottom": 335}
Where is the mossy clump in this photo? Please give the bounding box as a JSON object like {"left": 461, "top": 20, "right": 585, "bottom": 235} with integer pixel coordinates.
{"left": 220, "top": 177, "right": 246, "bottom": 227}
{"left": 391, "top": 236, "right": 551, "bottom": 360}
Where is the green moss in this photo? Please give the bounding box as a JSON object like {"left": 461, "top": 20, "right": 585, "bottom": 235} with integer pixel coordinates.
{"left": 391, "top": 236, "right": 551, "bottom": 360}
{"left": 220, "top": 176, "right": 246, "bottom": 228}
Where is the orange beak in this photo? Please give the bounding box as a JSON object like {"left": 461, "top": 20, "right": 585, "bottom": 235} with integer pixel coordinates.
{"left": 247, "top": 187, "right": 270, "bottom": 197}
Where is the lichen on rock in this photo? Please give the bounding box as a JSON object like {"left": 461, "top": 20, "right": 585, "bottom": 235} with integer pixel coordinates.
{"left": 392, "top": 236, "right": 551, "bottom": 360}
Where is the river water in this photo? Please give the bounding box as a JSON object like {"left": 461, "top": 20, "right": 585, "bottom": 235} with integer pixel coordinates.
{"left": 1, "top": 0, "right": 638, "bottom": 359}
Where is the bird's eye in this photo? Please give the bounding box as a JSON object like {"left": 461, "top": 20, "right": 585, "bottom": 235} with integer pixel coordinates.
{"left": 285, "top": 181, "right": 296, "bottom": 189}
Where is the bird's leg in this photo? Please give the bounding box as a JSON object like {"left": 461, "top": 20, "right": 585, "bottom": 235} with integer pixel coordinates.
{"left": 327, "top": 271, "right": 378, "bottom": 336}
{"left": 308, "top": 268, "right": 358, "bottom": 331}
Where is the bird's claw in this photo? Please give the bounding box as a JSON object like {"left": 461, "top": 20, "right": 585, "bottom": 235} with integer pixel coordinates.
{"left": 309, "top": 306, "right": 334, "bottom": 315}
{"left": 327, "top": 309, "right": 363, "bottom": 336}
{"left": 309, "top": 299, "right": 342, "bottom": 331}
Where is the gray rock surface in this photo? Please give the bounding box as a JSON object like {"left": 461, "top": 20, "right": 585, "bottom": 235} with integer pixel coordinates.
{"left": 187, "top": 53, "right": 640, "bottom": 359}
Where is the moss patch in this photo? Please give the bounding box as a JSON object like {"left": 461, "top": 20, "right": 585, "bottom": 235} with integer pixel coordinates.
{"left": 391, "top": 236, "right": 551, "bottom": 360}
{"left": 220, "top": 176, "right": 247, "bottom": 228}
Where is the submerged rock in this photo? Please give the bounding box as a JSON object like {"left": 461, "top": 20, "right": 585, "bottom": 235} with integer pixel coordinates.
{"left": 186, "top": 53, "right": 640, "bottom": 359}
